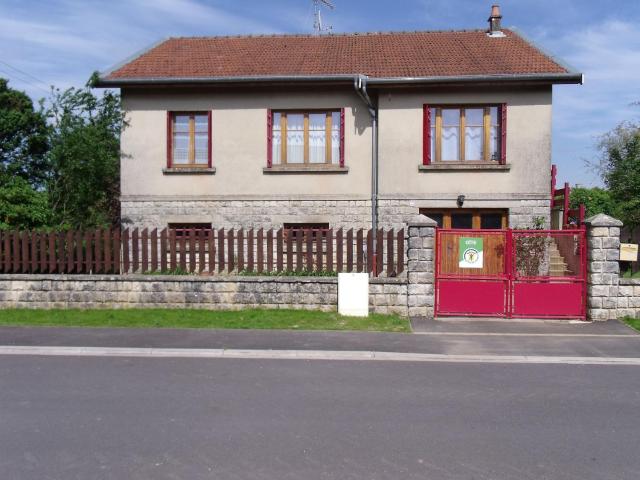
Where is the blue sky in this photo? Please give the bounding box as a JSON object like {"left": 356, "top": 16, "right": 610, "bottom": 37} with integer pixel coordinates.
{"left": 1, "top": 0, "right": 639, "bottom": 186}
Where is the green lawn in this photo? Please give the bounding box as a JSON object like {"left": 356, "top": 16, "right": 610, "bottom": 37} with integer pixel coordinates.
{"left": 622, "top": 317, "right": 640, "bottom": 332}
{"left": 621, "top": 270, "right": 640, "bottom": 279}
{"left": 0, "top": 309, "right": 410, "bottom": 333}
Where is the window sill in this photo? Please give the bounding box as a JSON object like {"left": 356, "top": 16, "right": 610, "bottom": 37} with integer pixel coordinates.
{"left": 419, "top": 163, "right": 510, "bottom": 172}
{"left": 163, "top": 167, "right": 216, "bottom": 175}
{"left": 263, "top": 165, "right": 349, "bottom": 174}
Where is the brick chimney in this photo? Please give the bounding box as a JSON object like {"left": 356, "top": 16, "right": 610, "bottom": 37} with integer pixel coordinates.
{"left": 487, "top": 4, "right": 505, "bottom": 37}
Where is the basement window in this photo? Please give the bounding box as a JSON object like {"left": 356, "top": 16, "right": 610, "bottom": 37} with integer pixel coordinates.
{"left": 283, "top": 223, "right": 330, "bottom": 257}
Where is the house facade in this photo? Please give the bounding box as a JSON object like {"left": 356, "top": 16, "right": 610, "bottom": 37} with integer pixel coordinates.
{"left": 97, "top": 7, "right": 582, "bottom": 235}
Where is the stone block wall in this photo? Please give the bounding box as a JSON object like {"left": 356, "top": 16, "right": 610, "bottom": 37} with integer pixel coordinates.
{"left": 406, "top": 217, "right": 436, "bottom": 318}
{"left": 0, "top": 274, "right": 409, "bottom": 316}
{"left": 369, "top": 278, "right": 408, "bottom": 316}
{"left": 585, "top": 214, "right": 623, "bottom": 321}
{"left": 584, "top": 213, "right": 640, "bottom": 321}
{"left": 618, "top": 279, "right": 640, "bottom": 319}
{"left": 122, "top": 196, "right": 550, "bottom": 231}
{"left": 121, "top": 198, "right": 372, "bottom": 230}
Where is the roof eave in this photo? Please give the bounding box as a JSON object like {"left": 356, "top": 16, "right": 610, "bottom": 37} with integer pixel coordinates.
{"left": 94, "top": 74, "right": 360, "bottom": 88}
{"left": 95, "top": 72, "right": 583, "bottom": 88}
{"left": 367, "top": 72, "right": 584, "bottom": 86}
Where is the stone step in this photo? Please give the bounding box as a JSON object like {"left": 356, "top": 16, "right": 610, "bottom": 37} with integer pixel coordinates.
{"left": 549, "top": 260, "right": 567, "bottom": 267}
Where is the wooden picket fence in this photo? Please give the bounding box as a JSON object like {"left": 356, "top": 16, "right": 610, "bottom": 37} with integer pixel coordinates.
{"left": 0, "top": 228, "right": 405, "bottom": 277}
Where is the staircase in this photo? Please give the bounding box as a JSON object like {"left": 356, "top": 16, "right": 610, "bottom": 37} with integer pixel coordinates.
{"left": 548, "top": 241, "right": 568, "bottom": 276}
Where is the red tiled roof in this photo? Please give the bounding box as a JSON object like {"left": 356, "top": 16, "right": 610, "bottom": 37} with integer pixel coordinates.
{"left": 103, "top": 29, "right": 574, "bottom": 83}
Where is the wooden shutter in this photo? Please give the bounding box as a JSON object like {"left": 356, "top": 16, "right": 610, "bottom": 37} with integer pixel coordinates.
{"left": 166, "top": 112, "right": 173, "bottom": 168}
{"left": 266, "top": 109, "right": 273, "bottom": 168}
{"left": 423, "top": 104, "right": 431, "bottom": 165}
{"left": 339, "top": 108, "right": 345, "bottom": 168}
{"left": 500, "top": 103, "right": 507, "bottom": 165}
{"left": 207, "top": 111, "right": 213, "bottom": 168}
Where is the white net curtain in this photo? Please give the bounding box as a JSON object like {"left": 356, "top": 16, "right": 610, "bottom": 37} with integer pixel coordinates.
{"left": 271, "top": 111, "right": 341, "bottom": 165}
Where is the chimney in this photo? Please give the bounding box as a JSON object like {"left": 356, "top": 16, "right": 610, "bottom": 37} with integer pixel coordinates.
{"left": 487, "top": 4, "right": 505, "bottom": 37}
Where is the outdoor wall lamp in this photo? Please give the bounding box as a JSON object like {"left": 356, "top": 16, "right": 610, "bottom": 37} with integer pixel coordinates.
{"left": 457, "top": 195, "right": 465, "bottom": 207}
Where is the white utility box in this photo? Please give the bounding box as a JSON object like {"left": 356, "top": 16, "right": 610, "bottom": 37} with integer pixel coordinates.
{"left": 338, "top": 272, "right": 369, "bottom": 317}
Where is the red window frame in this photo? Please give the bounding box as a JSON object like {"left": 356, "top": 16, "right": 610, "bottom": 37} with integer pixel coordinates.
{"left": 267, "top": 108, "right": 345, "bottom": 168}
{"left": 423, "top": 104, "right": 507, "bottom": 165}
{"left": 166, "top": 111, "right": 212, "bottom": 169}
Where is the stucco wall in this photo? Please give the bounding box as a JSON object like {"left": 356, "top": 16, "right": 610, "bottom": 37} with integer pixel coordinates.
{"left": 121, "top": 85, "right": 553, "bottom": 229}
{"left": 377, "top": 86, "right": 553, "bottom": 198}
{"left": 121, "top": 88, "right": 372, "bottom": 199}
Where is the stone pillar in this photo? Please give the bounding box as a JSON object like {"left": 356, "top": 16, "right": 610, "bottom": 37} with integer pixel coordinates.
{"left": 407, "top": 216, "right": 436, "bottom": 318}
{"left": 584, "top": 213, "right": 623, "bottom": 321}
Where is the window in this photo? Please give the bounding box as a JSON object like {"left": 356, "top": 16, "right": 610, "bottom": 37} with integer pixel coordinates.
{"left": 283, "top": 223, "right": 330, "bottom": 258}
{"left": 451, "top": 213, "right": 473, "bottom": 229}
{"left": 167, "top": 112, "right": 212, "bottom": 168}
{"left": 420, "top": 209, "right": 508, "bottom": 229}
{"left": 167, "top": 223, "right": 212, "bottom": 253}
{"left": 168, "top": 223, "right": 213, "bottom": 237}
{"left": 425, "top": 105, "right": 504, "bottom": 164}
{"left": 268, "top": 110, "right": 344, "bottom": 168}
{"left": 283, "top": 223, "right": 330, "bottom": 242}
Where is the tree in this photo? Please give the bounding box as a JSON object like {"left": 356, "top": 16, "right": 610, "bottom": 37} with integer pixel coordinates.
{"left": 595, "top": 121, "right": 640, "bottom": 231}
{"left": 46, "top": 80, "right": 124, "bottom": 229}
{"left": 0, "top": 78, "right": 51, "bottom": 230}
{"left": 0, "top": 176, "right": 50, "bottom": 230}
{"left": 569, "top": 187, "right": 619, "bottom": 219}
{"left": 0, "top": 78, "right": 49, "bottom": 186}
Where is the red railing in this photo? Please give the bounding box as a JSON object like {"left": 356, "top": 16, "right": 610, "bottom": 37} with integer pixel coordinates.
{"left": 0, "top": 228, "right": 405, "bottom": 277}
{"left": 551, "top": 165, "right": 585, "bottom": 228}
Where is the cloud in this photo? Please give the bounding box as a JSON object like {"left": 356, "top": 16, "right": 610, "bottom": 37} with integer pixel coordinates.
{"left": 0, "top": 17, "right": 108, "bottom": 56}
{"left": 541, "top": 19, "right": 640, "bottom": 185}
{"left": 1, "top": 0, "right": 638, "bottom": 190}
{"left": 0, "top": 0, "right": 292, "bottom": 100}
{"left": 128, "top": 0, "right": 283, "bottom": 34}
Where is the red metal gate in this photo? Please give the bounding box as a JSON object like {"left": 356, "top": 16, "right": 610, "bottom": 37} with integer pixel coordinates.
{"left": 434, "top": 228, "right": 587, "bottom": 319}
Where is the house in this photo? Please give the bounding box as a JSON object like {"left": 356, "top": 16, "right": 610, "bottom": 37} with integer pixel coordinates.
{"left": 96, "top": 5, "right": 582, "bottom": 236}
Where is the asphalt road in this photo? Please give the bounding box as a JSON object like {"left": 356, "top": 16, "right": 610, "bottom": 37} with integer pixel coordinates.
{"left": 1, "top": 356, "right": 640, "bottom": 479}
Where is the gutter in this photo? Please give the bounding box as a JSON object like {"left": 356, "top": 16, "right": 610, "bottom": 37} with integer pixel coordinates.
{"left": 353, "top": 75, "right": 379, "bottom": 274}
{"left": 94, "top": 74, "right": 360, "bottom": 88}
{"left": 95, "top": 72, "right": 583, "bottom": 88}
{"left": 366, "top": 72, "right": 583, "bottom": 86}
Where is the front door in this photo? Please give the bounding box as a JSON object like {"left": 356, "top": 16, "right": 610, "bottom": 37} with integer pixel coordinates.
{"left": 420, "top": 209, "right": 508, "bottom": 230}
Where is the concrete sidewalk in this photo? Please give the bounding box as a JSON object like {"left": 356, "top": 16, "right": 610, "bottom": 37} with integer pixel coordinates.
{"left": 0, "top": 319, "right": 638, "bottom": 359}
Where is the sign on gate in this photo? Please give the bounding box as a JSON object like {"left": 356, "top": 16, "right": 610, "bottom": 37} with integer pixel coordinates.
{"left": 459, "top": 237, "right": 483, "bottom": 268}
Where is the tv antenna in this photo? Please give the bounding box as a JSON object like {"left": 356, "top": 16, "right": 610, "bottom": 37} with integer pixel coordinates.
{"left": 313, "top": 0, "right": 334, "bottom": 35}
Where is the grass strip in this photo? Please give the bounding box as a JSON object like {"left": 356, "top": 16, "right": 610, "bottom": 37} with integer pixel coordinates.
{"left": 0, "top": 308, "right": 410, "bottom": 333}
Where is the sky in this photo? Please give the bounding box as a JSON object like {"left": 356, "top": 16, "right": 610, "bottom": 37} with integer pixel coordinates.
{"left": 1, "top": 0, "right": 639, "bottom": 187}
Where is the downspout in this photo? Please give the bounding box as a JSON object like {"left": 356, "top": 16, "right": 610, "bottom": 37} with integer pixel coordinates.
{"left": 354, "top": 74, "right": 378, "bottom": 274}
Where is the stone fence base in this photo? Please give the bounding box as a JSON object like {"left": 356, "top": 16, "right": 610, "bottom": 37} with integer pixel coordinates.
{"left": 617, "top": 279, "right": 640, "bottom": 319}
{"left": 0, "top": 275, "right": 408, "bottom": 317}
